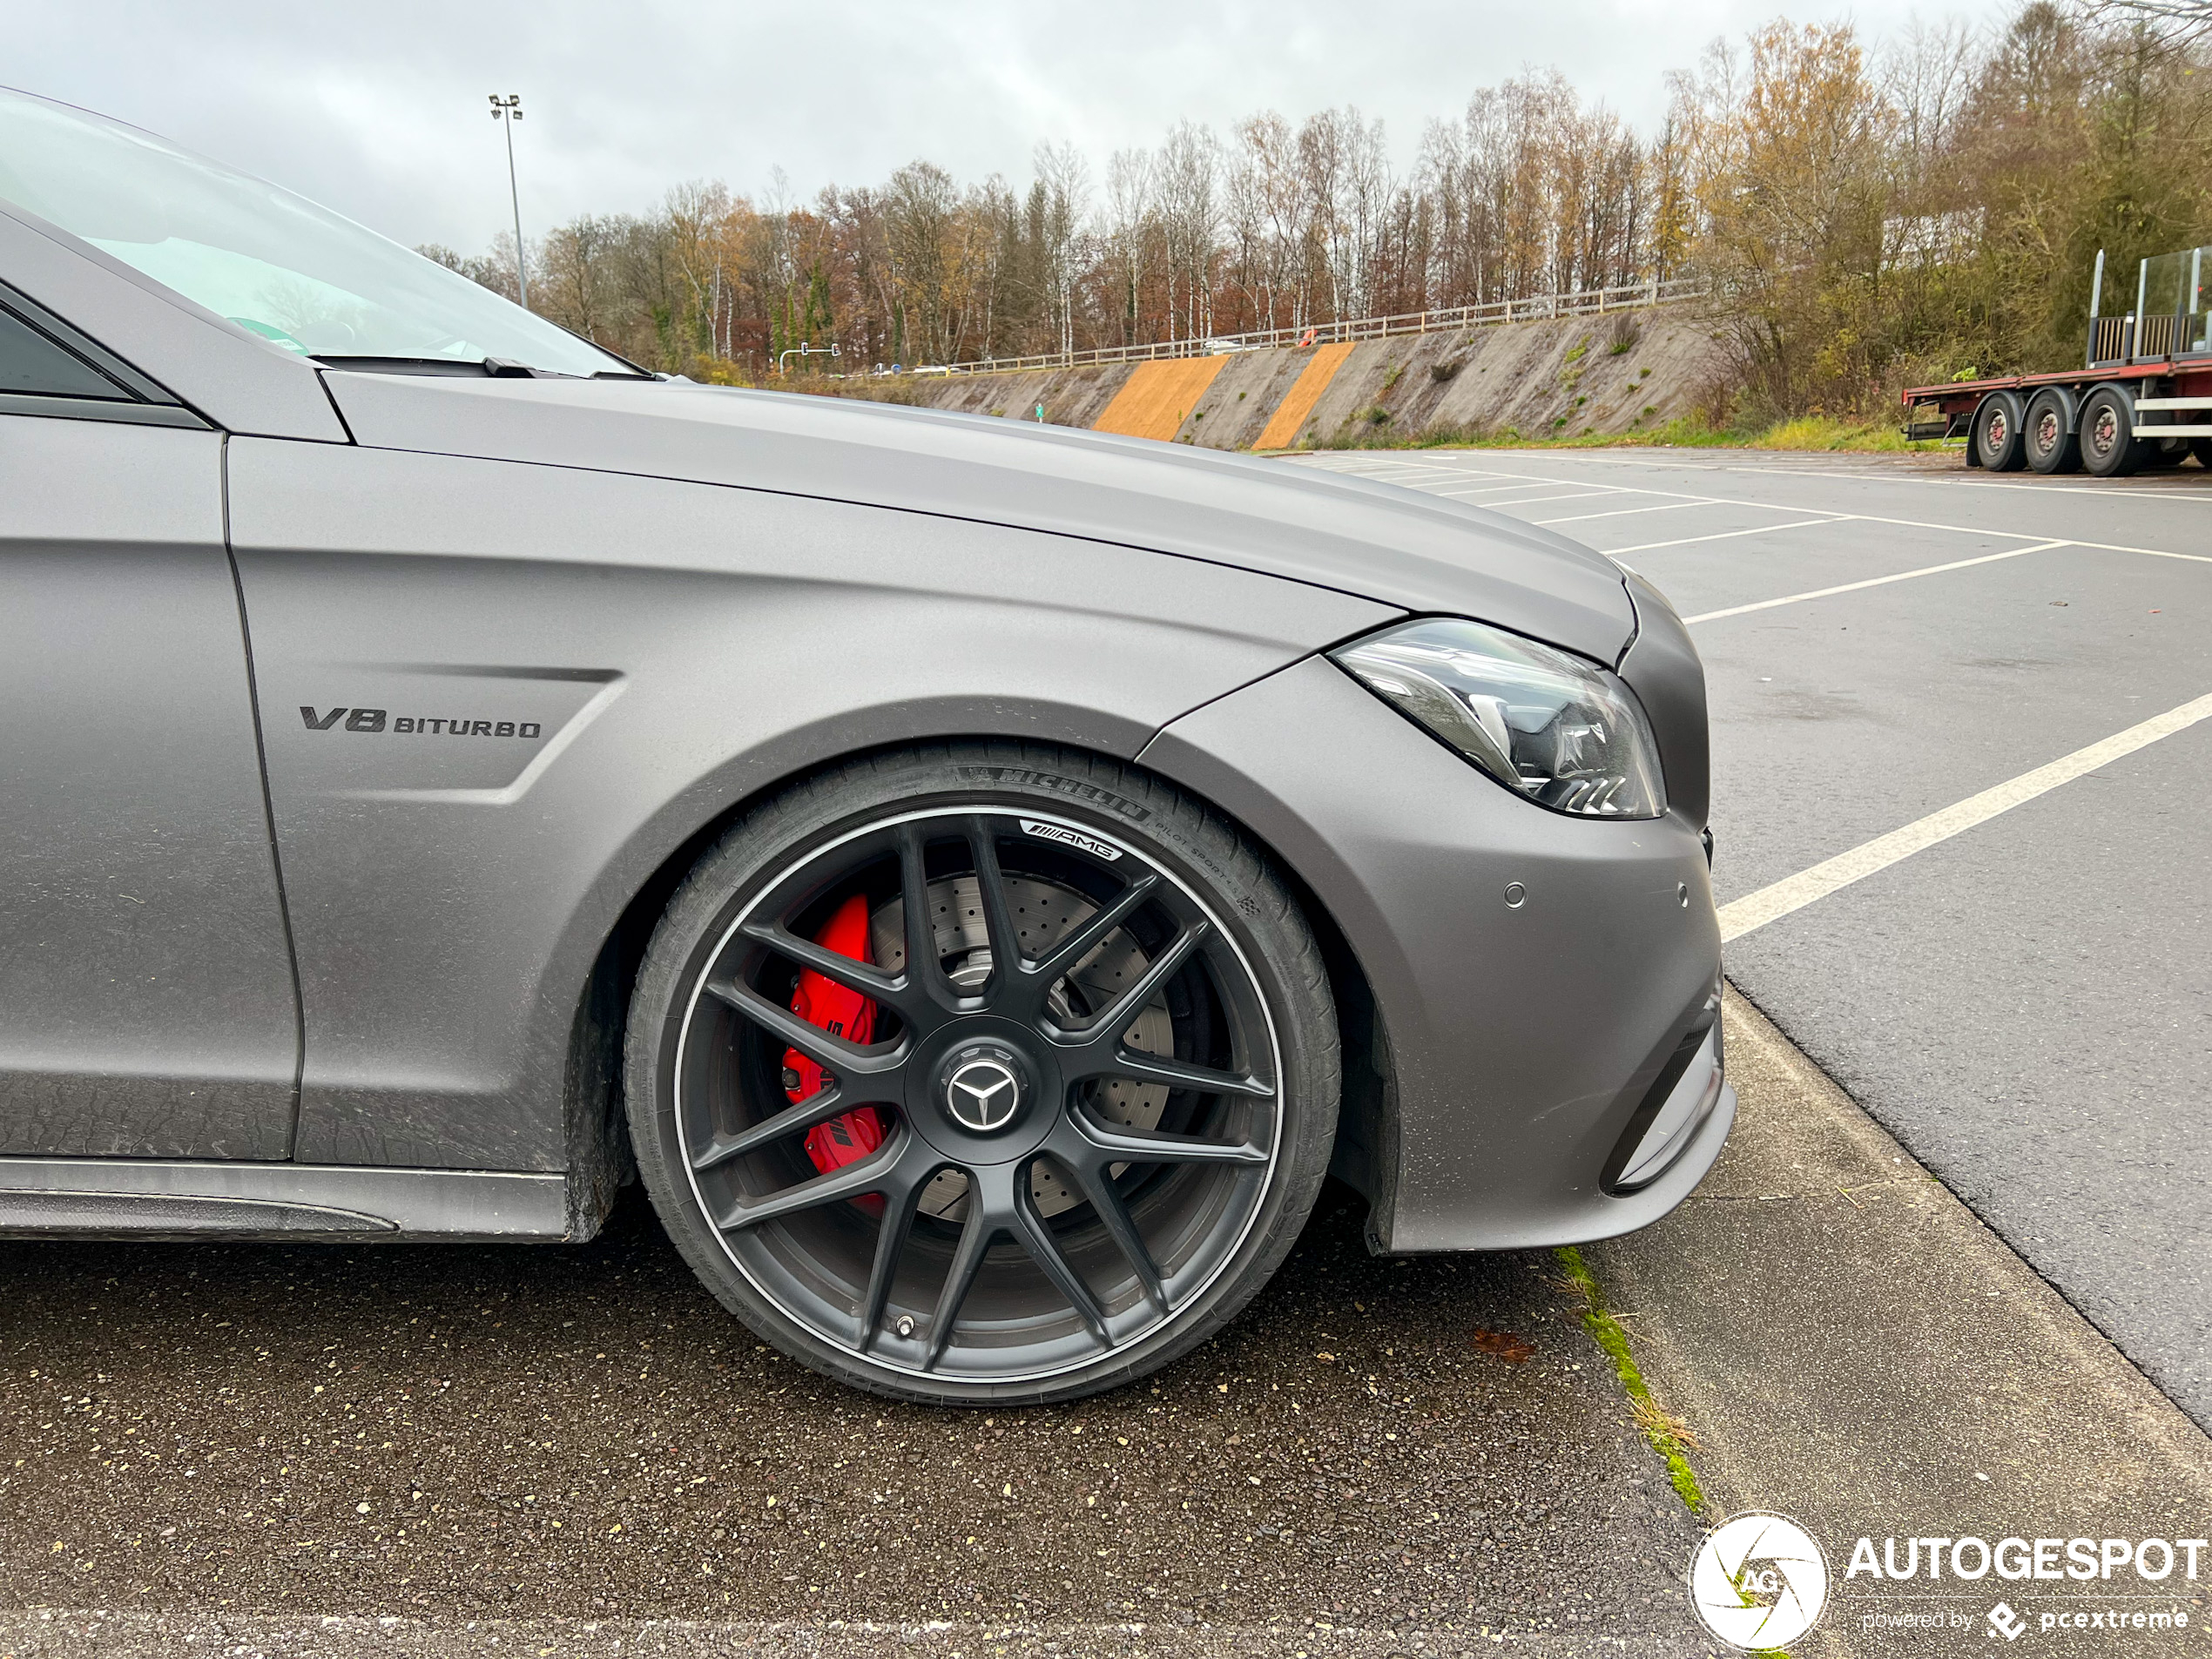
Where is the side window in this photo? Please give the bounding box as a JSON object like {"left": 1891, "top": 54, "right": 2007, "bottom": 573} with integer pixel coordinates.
{"left": 0, "top": 301, "right": 127, "bottom": 400}
{"left": 0, "top": 282, "right": 202, "bottom": 427}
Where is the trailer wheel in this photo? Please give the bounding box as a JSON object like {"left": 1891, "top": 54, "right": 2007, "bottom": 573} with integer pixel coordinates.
{"left": 2080, "top": 385, "right": 2148, "bottom": 477}
{"left": 2024, "top": 388, "right": 2081, "bottom": 474}
{"left": 1972, "top": 392, "right": 2027, "bottom": 471}
{"left": 2192, "top": 438, "right": 2212, "bottom": 469}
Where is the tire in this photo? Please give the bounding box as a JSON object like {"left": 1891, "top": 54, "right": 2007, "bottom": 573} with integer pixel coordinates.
{"left": 2080, "top": 384, "right": 2148, "bottom": 477}
{"left": 1973, "top": 392, "right": 2027, "bottom": 471}
{"left": 2147, "top": 436, "right": 2191, "bottom": 470}
{"left": 623, "top": 742, "right": 1340, "bottom": 1405}
{"left": 2192, "top": 437, "right": 2212, "bottom": 470}
{"left": 2023, "top": 388, "right": 2081, "bottom": 475}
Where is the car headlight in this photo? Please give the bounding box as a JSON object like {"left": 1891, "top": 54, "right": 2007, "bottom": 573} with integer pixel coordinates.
{"left": 1332, "top": 617, "right": 1666, "bottom": 819}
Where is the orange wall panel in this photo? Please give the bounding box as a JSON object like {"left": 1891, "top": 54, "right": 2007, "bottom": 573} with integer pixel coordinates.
{"left": 1090, "top": 356, "right": 1231, "bottom": 442}
{"left": 1254, "top": 342, "right": 1356, "bottom": 451}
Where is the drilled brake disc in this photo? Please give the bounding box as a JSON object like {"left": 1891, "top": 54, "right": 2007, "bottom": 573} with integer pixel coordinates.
{"left": 869, "top": 874, "right": 1170, "bottom": 1219}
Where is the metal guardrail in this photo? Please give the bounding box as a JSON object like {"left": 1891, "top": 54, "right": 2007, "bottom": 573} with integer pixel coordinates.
{"left": 917, "top": 274, "right": 1709, "bottom": 378}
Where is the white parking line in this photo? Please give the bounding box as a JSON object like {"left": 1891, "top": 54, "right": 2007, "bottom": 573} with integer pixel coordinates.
{"left": 1329, "top": 458, "right": 1507, "bottom": 475}
{"left": 1717, "top": 689, "right": 2212, "bottom": 943}
{"left": 1350, "top": 457, "right": 1598, "bottom": 486}
{"left": 1534, "top": 499, "right": 1732, "bottom": 524}
{"left": 1521, "top": 487, "right": 2212, "bottom": 566}
{"left": 1606, "top": 516, "right": 1847, "bottom": 555}
{"left": 1714, "top": 462, "right": 2212, "bottom": 505}
{"left": 1433, "top": 482, "right": 1599, "bottom": 499}
{"left": 1683, "top": 541, "right": 2073, "bottom": 624}
{"left": 1676, "top": 502, "right": 2212, "bottom": 560}
{"left": 1412, "top": 451, "right": 1734, "bottom": 472}
{"left": 1457, "top": 489, "right": 1628, "bottom": 508}
{"left": 1406, "top": 467, "right": 1586, "bottom": 489}
{"left": 1291, "top": 455, "right": 2212, "bottom": 563}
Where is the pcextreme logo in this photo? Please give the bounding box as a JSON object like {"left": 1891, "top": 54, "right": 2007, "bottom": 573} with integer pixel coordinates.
{"left": 1687, "top": 1511, "right": 1830, "bottom": 1650}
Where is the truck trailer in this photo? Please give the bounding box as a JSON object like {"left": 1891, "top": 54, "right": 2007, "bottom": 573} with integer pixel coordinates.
{"left": 1900, "top": 242, "right": 2212, "bottom": 475}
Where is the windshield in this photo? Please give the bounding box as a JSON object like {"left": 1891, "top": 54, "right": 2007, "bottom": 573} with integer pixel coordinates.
{"left": 0, "top": 86, "right": 631, "bottom": 377}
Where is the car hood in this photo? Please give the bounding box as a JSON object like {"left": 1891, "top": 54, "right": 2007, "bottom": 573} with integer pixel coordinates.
{"left": 320, "top": 372, "right": 1636, "bottom": 661}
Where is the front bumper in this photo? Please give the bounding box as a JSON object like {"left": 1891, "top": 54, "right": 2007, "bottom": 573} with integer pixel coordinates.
{"left": 1142, "top": 655, "right": 1729, "bottom": 1251}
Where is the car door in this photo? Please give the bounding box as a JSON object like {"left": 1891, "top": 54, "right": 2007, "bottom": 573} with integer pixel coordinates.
{"left": 0, "top": 284, "right": 300, "bottom": 1159}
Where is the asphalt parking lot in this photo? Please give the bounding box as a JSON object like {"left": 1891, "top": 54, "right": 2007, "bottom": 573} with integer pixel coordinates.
{"left": 0, "top": 1187, "right": 1703, "bottom": 1652}
{"left": 1304, "top": 446, "right": 2212, "bottom": 1429}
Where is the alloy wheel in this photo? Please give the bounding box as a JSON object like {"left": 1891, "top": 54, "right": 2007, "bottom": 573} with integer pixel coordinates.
{"left": 669, "top": 806, "right": 1285, "bottom": 1386}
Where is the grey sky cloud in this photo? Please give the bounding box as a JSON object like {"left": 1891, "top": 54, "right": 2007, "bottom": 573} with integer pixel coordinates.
{"left": 15, "top": 0, "right": 1998, "bottom": 253}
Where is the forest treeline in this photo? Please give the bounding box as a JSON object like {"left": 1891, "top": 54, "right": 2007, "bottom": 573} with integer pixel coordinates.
{"left": 422, "top": 3, "right": 2212, "bottom": 422}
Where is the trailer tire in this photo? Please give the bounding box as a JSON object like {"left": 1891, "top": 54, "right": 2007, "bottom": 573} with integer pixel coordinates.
{"left": 1972, "top": 392, "right": 2028, "bottom": 471}
{"left": 2192, "top": 438, "right": 2212, "bottom": 469}
{"left": 2080, "top": 384, "right": 2148, "bottom": 477}
{"left": 2024, "top": 388, "right": 2082, "bottom": 474}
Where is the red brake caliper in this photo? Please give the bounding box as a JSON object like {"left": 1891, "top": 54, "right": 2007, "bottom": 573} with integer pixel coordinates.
{"left": 787, "top": 892, "right": 885, "bottom": 1177}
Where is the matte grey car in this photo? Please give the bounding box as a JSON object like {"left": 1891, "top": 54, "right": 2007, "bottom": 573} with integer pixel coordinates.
{"left": 0, "top": 89, "right": 1730, "bottom": 1403}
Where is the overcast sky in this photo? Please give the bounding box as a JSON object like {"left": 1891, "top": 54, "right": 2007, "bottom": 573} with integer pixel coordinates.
{"left": 16, "top": 0, "right": 2004, "bottom": 253}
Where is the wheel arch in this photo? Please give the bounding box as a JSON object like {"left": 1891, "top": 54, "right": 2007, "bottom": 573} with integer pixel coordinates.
{"left": 561, "top": 733, "right": 1390, "bottom": 1244}
{"left": 2027, "top": 381, "right": 2082, "bottom": 430}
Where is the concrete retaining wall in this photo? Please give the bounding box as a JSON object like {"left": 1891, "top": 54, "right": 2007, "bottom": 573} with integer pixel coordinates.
{"left": 822, "top": 306, "right": 1729, "bottom": 450}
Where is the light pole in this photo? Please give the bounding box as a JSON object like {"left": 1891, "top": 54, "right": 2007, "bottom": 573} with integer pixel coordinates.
{"left": 488, "top": 93, "right": 529, "bottom": 309}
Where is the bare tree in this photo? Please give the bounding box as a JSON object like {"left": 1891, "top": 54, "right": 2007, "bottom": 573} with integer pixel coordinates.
{"left": 2094, "top": 0, "right": 2212, "bottom": 42}
{"left": 1035, "top": 142, "right": 1090, "bottom": 355}
{"left": 1104, "top": 147, "right": 1155, "bottom": 346}
{"left": 1157, "top": 122, "right": 1222, "bottom": 341}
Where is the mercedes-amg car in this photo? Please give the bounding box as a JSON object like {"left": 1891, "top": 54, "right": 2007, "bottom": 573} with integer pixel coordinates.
{"left": 0, "top": 87, "right": 1730, "bottom": 1403}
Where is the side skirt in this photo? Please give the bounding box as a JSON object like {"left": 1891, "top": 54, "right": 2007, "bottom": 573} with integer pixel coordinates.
{"left": 0, "top": 1158, "right": 570, "bottom": 1242}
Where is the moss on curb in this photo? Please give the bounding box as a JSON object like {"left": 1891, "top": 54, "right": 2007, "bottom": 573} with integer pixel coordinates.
{"left": 1554, "top": 1245, "right": 1709, "bottom": 1518}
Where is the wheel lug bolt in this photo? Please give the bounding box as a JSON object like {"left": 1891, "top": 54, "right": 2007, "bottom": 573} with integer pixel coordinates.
{"left": 896, "top": 1315, "right": 915, "bottom": 1338}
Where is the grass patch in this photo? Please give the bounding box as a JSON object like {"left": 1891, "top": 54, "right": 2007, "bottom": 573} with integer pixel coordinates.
{"left": 1554, "top": 1245, "right": 1708, "bottom": 1517}
{"left": 1295, "top": 411, "right": 1950, "bottom": 455}
{"left": 1749, "top": 415, "right": 1933, "bottom": 452}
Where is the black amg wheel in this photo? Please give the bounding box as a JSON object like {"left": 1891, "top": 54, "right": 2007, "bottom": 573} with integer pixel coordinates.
{"left": 624, "top": 745, "right": 1339, "bottom": 1404}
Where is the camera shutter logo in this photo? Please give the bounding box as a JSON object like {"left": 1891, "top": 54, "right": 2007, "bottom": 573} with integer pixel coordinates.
{"left": 1687, "top": 1511, "right": 1829, "bottom": 1650}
